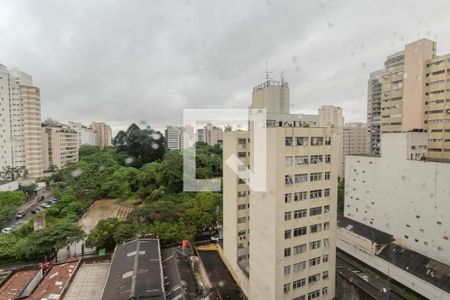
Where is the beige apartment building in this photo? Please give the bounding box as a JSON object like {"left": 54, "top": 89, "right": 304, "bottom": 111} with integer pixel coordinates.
{"left": 341, "top": 123, "right": 369, "bottom": 177}
{"left": 91, "top": 122, "right": 112, "bottom": 148}
{"left": 41, "top": 121, "right": 79, "bottom": 171}
{"left": 424, "top": 53, "right": 450, "bottom": 161}
{"left": 0, "top": 64, "right": 43, "bottom": 179}
{"left": 318, "top": 105, "right": 344, "bottom": 128}
{"left": 373, "top": 38, "right": 450, "bottom": 160}
{"left": 223, "top": 79, "right": 339, "bottom": 300}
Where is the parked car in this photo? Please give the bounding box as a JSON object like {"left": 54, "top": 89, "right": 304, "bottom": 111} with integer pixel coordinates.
{"left": 31, "top": 209, "right": 37, "bottom": 214}
{"left": 38, "top": 196, "right": 45, "bottom": 202}
{"left": 40, "top": 203, "right": 51, "bottom": 209}
{"left": 15, "top": 211, "right": 26, "bottom": 219}
{"left": 1, "top": 227, "right": 13, "bottom": 234}
{"left": 49, "top": 198, "right": 58, "bottom": 204}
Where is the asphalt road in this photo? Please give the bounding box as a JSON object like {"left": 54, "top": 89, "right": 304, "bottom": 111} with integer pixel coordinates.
{"left": 1, "top": 190, "right": 53, "bottom": 231}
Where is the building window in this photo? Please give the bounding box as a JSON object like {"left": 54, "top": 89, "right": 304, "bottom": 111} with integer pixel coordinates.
{"left": 238, "top": 152, "right": 246, "bottom": 158}
{"left": 293, "top": 261, "right": 306, "bottom": 272}
{"left": 237, "top": 191, "right": 246, "bottom": 197}
{"left": 294, "top": 209, "right": 307, "bottom": 219}
{"left": 310, "top": 172, "right": 322, "bottom": 181}
{"left": 285, "top": 137, "right": 293, "bottom": 146}
{"left": 311, "top": 137, "right": 323, "bottom": 146}
{"left": 285, "top": 230, "right": 292, "bottom": 239}
{"left": 325, "top": 137, "right": 331, "bottom": 145}
{"left": 296, "top": 137, "right": 308, "bottom": 146}
{"left": 309, "top": 257, "right": 321, "bottom": 267}
{"left": 323, "top": 222, "right": 330, "bottom": 230}
{"left": 293, "top": 296, "right": 305, "bottom": 300}
{"left": 285, "top": 175, "right": 294, "bottom": 185}
{"left": 308, "top": 273, "right": 321, "bottom": 284}
{"left": 285, "top": 211, "right": 292, "bottom": 221}
{"left": 238, "top": 138, "right": 246, "bottom": 145}
{"left": 310, "top": 155, "right": 323, "bottom": 164}
{"left": 295, "top": 155, "right": 309, "bottom": 165}
{"left": 310, "top": 190, "right": 322, "bottom": 199}
{"left": 284, "top": 248, "right": 291, "bottom": 257}
{"left": 309, "top": 206, "right": 322, "bottom": 216}
{"left": 294, "top": 226, "right": 307, "bottom": 237}
{"left": 284, "top": 283, "right": 290, "bottom": 294}
{"left": 322, "top": 271, "right": 329, "bottom": 280}
{"left": 295, "top": 173, "right": 308, "bottom": 183}
{"left": 322, "top": 287, "right": 328, "bottom": 296}
{"left": 323, "top": 255, "right": 329, "bottom": 263}
{"left": 325, "top": 155, "right": 331, "bottom": 163}
{"left": 309, "top": 240, "right": 321, "bottom": 250}
{"left": 293, "top": 243, "right": 307, "bottom": 254}
{"left": 294, "top": 191, "right": 308, "bottom": 201}
{"left": 285, "top": 193, "right": 292, "bottom": 203}
{"left": 284, "top": 265, "right": 291, "bottom": 275}
{"left": 308, "top": 290, "right": 320, "bottom": 300}
{"left": 310, "top": 224, "right": 322, "bottom": 233}
{"left": 324, "top": 205, "right": 330, "bottom": 214}
{"left": 237, "top": 217, "right": 246, "bottom": 224}
{"left": 324, "top": 172, "right": 330, "bottom": 180}
{"left": 238, "top": 204, "right": 246, "bottom": 210}
{"left": 285, "top": 156, "right": 293, "bottom": 166}
{"left": 324, "top": 188, "right": 330, "bottom": 197}
{"left": 293, "top": 278, "right": 306, "bottom": 289}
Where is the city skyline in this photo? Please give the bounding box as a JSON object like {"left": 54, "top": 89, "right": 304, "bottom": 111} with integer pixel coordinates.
{"left": 3, "top": 1, "right": 450, "bottom": 134}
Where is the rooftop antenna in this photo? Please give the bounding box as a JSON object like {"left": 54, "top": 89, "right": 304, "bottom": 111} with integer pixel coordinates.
{"left": 265, "top": 60, "right": 273, "bottom": 82}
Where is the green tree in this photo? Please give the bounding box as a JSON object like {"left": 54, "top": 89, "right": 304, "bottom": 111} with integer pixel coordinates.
{"left": 79, "top": 145, "right": 101, "bottom": 158}
{"left": 86, "top": 218, "right": 135, "bottom": 250}
{"left": 338, "top": 179, "right": 345, "bottom": 214}
{"left": 160, "top": 150, "right": 183, "bottom": 193}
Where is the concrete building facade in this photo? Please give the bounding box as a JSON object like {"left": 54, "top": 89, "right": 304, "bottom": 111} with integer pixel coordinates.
{"left": 165, "top": 126, "right": 184, "bottom": 150}
{"left": 344, "top": 132, "right": 449, "bottom": 266}
{"left": 318, "top": 105, "right": 344, "bottom": 128}
{"left": 67, "top": 122, "right": 97, "bottom": 146}
{"left": 0, "top": 64, "right": 43, "bottom": 178}
{"left": 41, "top": 121, "right": 79, "bottom": 171}
{"left": 223, "top": 79, "right": 339, "bottom": 300}
{"left": 367, "top": 70, "right": 383, "bottom": 155}
{"left": 91, "top": 122, "right": 112, "bottom": 148}
{"left": 341, "top": 123, "right": 370, "bottom": 177}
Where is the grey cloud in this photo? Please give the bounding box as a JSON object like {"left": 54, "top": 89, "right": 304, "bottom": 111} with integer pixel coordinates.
{"left": 1, "top": 0, "right": 450, "bottom": 134}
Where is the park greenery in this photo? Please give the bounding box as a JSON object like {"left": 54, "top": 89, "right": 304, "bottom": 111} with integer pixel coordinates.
{"left": 0, "top": 191, "right": 27, "bottom": 228}
{"left": 0, "top": 124, "right": 223, "bottom": 262}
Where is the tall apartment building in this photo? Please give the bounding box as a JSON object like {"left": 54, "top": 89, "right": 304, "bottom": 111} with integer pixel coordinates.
{"left": 0, "top": 64, "right": 43, "bottom": 178}
{"left": 91, "top": 122, "right": 112, "bottom": 148}
{"left": 41, "top": 121, "right": 79, "bottom": 171}
{"left": 223, "top": 79, "right": 339, "bottom": 300}
{"left": 371, "top": 38, "right": 450, "bottom": 160}
{"left": 165, "top": 126, "right": 184, "bottom": 150}
{"left": 341, "top": 123, "right": 370, "bottom": 177}
{"left": 367, "top": 70, "right": 383, "bottom": 155}
{"left": 196, "top": 123, "right": 223, "bottom": 146}
{"left": 424, "top": 54, "right": 450, "bottom": 161}
{"left": 67, "top": 122, "right": 97, "bottom": 146}
{"left": 318, "top": 105, "right": 344, "bottom": 128}
{"left": 339, "top": 132, "right": 450, "bottom": 299}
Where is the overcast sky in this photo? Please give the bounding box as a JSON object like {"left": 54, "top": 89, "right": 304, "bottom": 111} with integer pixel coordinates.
{"left": 2, "top": 0, "right": 450, "bottom": 135}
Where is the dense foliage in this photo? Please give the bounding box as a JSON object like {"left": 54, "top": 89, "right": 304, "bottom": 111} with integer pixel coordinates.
{"left": 0, "top": 124, "right": 223, "bottom": 262}
{"left": 0, "top": 191, "right": 26, "bottom": 227}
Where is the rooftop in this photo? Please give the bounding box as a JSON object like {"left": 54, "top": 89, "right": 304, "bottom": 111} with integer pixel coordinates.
{"left": 30, "top": 259, "right": 79, "bottom": 300}
{"left": 337, "top": 215, "right": 394, "bottom": 245}
{"left": 379, "top": 243, "right": 450, "bottom": 294}
{"left": 0, "top": 268, "right": 39, "bottom": 300}
{"left": 102, "top": 239, "right": 165, "bottom": 300}
{"left": 63, "top": 259, "right": 111, "bottom": 300}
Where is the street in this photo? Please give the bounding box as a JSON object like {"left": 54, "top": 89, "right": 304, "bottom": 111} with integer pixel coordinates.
{"left": 1, "top": 190, "right": 52, "bottom": 231}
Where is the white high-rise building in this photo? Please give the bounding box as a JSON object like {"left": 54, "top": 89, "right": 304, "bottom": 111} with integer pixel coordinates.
{"left": 0, "top": 63, "right": 43, "bottom": 178}
{"left": 223, "top": 79, "right": 339, "bottom": 300}
{"left": 318, "top": 105, "right": 344, "bottom": 128}
{"left": 165, "top": 126, "right": 184, "bottom": 150}
{"left": 67, "top": 122, "right": 97, "bottom": 146}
